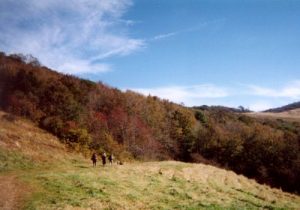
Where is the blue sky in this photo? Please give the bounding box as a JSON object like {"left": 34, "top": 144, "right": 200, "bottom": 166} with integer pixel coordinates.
{"left": 1, "top": 0, "right": 300, "bottom": 111}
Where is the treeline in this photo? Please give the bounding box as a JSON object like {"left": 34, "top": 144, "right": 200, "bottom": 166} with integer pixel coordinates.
{"left": 0, "top": 52, "right": 299, "bottom": 193}
{"left": 193, "top": 105, "right": 251, "bottom": 113}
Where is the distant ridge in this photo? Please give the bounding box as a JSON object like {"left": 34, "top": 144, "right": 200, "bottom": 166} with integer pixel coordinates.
{"left": 264, "top": 101, "right": 300, "bottom": 113}
{"left": 193, "top": 105, "right": 252, "bottom": 113}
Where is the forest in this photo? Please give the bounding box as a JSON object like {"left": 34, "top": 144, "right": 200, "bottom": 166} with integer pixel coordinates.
{"left": 0, "top": 52, "right": 299, "bottom": 194}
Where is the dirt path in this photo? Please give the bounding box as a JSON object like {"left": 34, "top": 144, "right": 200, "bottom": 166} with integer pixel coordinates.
{"left": 0, "top": 175, "right": 30, "bottom": 210}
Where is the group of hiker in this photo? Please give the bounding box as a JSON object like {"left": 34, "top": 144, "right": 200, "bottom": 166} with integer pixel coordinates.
{"left": 91, "top": 152, "right": 115, "bottom": 167}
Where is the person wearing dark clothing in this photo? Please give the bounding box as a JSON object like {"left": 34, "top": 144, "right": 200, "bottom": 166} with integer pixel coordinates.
{"left": 91, "top": 153, "right": 97, "bottom": 167}
{"left": 101, "top": 152, "right": 107, "bottom": 166}
{"left": 108, "top": 154, "right": 114, "bottom": 165}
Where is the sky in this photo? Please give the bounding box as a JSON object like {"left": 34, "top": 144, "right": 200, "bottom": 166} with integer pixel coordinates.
{"left": 1, "top": 0, "right": 300, "bottom": 111}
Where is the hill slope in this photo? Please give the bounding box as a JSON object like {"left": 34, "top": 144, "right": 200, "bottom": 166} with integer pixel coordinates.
{"left": 264, "top": 101, "right": 300, "bottom": 113}
{"left": 0, "top": 111, "right": 300, "bottom": 209}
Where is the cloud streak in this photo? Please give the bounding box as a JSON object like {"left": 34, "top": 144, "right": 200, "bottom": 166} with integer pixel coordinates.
{"left": 152, "top": 32, "right": 177, "bottom": 41}
{"left": 148, "top": 18, "right": 227, "bottom": 42}
{"left": 0, "top": 0, "right": 143, "bottom": 74}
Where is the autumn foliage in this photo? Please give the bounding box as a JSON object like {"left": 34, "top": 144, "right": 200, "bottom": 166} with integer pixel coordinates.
{"left": 0, "top": 52, "right": 299, "bottom": 193}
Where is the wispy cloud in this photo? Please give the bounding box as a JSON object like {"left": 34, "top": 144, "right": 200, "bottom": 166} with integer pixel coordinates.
{"left": 247, "top": 80, "right": 300, "bottom": 99}
{"left": 90, "top": 37, "right": 145, "bottom": 61}
{"left": 0, "top": 0, "right": 143, "bottom": 74}
{"left": 152, "top": 32, "right": 177, "bottom": 41}
{"left": 127, "top": 84, "right": 229, "bottom": 106}
{"left": 126, "top": 81, "right": 300, "bottom": 110}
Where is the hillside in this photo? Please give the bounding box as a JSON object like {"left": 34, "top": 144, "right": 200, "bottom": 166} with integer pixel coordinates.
{"left": 264, "top": 102, "right": 300, "bottom": 113}
{"left": 0, "top": 111, "right": 82, "bottom": 210}
{"left": 0, "top": 112, "right": 299, "bottom": 209}
{"left": 0, "top": 52, "right": 300, "bottom": 194}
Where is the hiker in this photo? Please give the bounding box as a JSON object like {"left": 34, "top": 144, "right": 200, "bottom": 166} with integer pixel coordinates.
{"left": 101, "top": 152, "right": 107, "bottom": 166}
{"left": 91, "top": 152, "right": 97, "bottom": 167}
{"left": 108, "top": 153, "right": 114, "bottom": 165}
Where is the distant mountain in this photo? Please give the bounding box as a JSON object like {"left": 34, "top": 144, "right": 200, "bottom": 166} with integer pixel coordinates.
{"left": 193, "top": 105, "right": 252, "bottom": 113}
{"left": 264, "top": 101, "right": 300, "bottom": 113}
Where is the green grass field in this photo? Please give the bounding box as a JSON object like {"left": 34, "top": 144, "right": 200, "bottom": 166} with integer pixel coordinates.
{"left": 0, "top": 111, "right": 300, "bottom": 210}
{"left": 3, "top": 158, "right": 300, "bottom": 210}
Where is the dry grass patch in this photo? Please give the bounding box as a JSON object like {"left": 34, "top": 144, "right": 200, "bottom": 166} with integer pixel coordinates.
{"left": 246, "top": 109, "right": 300, "bottom": 122}
{"left": 0, "top": 111, "right": 77, "bottom": 165}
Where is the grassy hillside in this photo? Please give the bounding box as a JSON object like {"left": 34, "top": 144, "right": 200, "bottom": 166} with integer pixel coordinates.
{"left": 0, "top": 111, "right": 300, "bottom": 209}
{"left": 22, "top": 162, "right": 300, "bottom": 210}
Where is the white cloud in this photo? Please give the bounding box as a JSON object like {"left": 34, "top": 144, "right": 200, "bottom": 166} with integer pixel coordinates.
{"left": 126, "top": 81, "right": 300, "bottom": 109}
{"left": 247, "top": 80, "right": 300, "bottom": 99}
{"left": 248, "top": 101, "right": 274, "bottom": 112}
{"left": 0, "top": 0, "right": 143, "bottom": 74}
{"left": 57, "top": 61, "right": 111, "bottom": 75}
{"left": 128, "top": 84, "right": 229, "bottom": 106}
